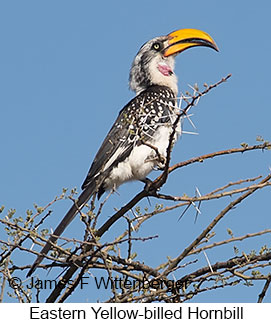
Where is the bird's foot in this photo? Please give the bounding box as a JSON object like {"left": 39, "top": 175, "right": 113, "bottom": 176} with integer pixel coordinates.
{"left": 156, "top": 163, "right": 165, "bottom": 171}
{"left": 146, "top": 155, "right": 166, "bottom": 171}
{"left": 156, "top": 155, "right": 166, "bottom": 170}
{"left": 153, "top": 158, "right": 167, "bottom": 171}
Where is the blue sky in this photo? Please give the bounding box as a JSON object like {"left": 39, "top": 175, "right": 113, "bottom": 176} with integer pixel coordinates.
{"left": 0, "top": 1, "right": 270, "bottom": 302}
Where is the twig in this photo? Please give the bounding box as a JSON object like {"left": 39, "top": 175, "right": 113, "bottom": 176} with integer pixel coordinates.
{"left": 155, "top": 181, "right": 271, "bottom": 202}
{"left": 124, "top": 216, "right": 132, "bottom": 260}
{"left": 208, "top": 175, "right": 262, "bottom": 195}
{"left": 189, "top": 229, "right": 271, "bottom": 255}
{"left": 168, "top": 143, "right": 271, "bottom": 174}
{"left": 178, "top": 252, "right": 271, "bottom": 286}
{"left": 257, "top": 275, "right": 271, "bottom": 303}
{"left": 0, "top": 209, "right": 53, "bottom": 262}
{"left": 0, "top": 257, "right": 9, "bottom": 303}
{"left": 93, "top": 189, "right": 114, "bottom": 228}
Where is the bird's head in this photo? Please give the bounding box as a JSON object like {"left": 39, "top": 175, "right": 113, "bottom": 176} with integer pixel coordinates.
{"left": 129, "top": 28, "right": 218, "bottom": 95}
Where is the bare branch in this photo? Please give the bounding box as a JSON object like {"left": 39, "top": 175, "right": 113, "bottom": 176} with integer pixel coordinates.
{"left": 160, "top": 173, "right": 271, "bottom": 277}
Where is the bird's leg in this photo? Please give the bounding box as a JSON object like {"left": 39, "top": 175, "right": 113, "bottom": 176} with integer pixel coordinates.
{"left": 147, "top": 155, "right": 166, "bottom": 171}
{"left": 142, "top": 140, "right": 166, "bottom": 166}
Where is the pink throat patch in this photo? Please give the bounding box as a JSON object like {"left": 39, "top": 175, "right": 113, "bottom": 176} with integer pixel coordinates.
{"left": 158, "top": 63, "right": 173, "bottom": 76}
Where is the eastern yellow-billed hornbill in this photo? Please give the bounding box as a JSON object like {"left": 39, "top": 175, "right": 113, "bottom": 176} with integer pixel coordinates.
{"left": 27, "top": 28, "right": 218, "bottom": 277}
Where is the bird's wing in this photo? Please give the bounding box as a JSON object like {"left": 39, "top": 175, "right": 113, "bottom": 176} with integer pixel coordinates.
{"left": 81, "top": 115, "right": 133, "bottom": 189}
{"left": 82, "top": 97, "right": 141, "bottom": 189}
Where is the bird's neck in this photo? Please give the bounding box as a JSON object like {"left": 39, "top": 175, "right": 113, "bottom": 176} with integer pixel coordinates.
{"left": 135, "top": 78, "right": 178, "bottom": 96}
{"left": 135, "top": 84, "right": 177, "bottom": 100}
{"left": 147, "top": 64, "right": 178, "bottom": 96}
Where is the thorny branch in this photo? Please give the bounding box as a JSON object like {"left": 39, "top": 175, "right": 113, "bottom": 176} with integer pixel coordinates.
{"left": 1, "top": 74, "right": 271, "bottom": 303}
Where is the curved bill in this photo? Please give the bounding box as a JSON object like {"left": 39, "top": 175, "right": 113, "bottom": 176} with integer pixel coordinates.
{"left": 163, "top": 28, "right": 219, "bottom": 57}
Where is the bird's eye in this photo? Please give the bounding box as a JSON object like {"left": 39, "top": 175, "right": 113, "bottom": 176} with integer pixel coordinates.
{"left": 152, "top": 42, "right": 162, "bottom": 51}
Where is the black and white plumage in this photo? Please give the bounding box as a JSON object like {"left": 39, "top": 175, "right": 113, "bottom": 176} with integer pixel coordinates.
{"left": 27, "top": 28, "right": 218, "bottom": 277}
{"left": 82, "top": 85, "right": 179, "bottom": 199}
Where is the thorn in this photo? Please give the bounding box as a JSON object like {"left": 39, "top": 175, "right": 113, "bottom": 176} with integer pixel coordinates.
{"left": 178, "top": 203, "right": 191, "bottom": 221}
{"left": 195, "top": 187, "right": 202, "bottom": 197}
{"left": 185, "top": 114, "right": 197, "bottom": 129}
{"left": 182, "top": 131, "right": 199, "bottom": 136}
{"left": 194, "top": 187, "right": 202, "bottom": 223}
{"left": 191, "top": 201, "right": 201, "bottom": 215}
{"left": 203, "top": 251, "right": 214, "bottom": 273}
{"left": 29, "top": 242, "right": 35, "bottom": 251}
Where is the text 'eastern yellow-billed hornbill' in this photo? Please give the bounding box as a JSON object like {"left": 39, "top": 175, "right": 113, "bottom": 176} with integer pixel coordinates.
{"left": 27, "top": 28, "right": 218, "bottom": 277}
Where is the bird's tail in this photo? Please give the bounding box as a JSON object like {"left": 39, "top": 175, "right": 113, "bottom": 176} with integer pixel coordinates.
{"left": 26, "top": 182, "right": 97, "bottom": 277}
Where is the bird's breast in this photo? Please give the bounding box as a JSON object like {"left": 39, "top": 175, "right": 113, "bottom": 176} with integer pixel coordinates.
{"left": 104, "top": 123, "right": 181, "bottom": 191}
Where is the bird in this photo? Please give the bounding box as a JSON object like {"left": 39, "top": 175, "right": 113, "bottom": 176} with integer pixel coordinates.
{"left": 27, "top": 28, "right": 218, "bottom": 277}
